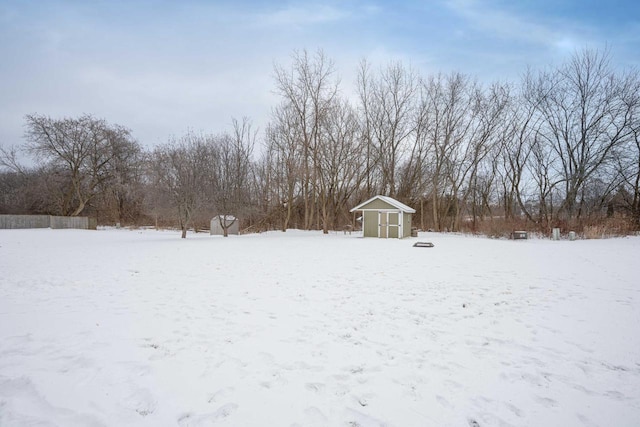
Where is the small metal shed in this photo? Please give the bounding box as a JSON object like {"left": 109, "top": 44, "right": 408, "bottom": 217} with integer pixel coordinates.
{"left": 350, "top": 195, "right": 415, "bottom": 239}
{"left": 210, "top": 215, "right": 239, "bottom": 236}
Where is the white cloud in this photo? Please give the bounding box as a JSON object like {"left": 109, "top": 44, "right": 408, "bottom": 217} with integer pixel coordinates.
{"left": 554, "top": 37, "right": 578, "bottom": 53}
{"left": 257, "top": 4, "right": 350, "bottom": 27}
{"left": 2, "top": 0, "right": 636, "bottom": 156}
{"left": 71, "top": 63, "right": 277, "bottom": 145}
{"left": 443, "top": 0, "right": 586, "bottom": 51}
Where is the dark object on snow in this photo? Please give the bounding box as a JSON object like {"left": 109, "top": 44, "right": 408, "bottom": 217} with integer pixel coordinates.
{"left": 413, "top": 241, "right": 434, "bottom": 248}
{"left": 510, "top": 230, "right": 528, "bottom": 240}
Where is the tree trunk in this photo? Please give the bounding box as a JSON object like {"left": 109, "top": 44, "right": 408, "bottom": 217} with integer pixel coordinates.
{"left": 432, "top": 191, "right": 439, "bottom": 231}
{"left": 71, "top": 199, "right": 86, "bottom": 217}
{"left": 283, "top": 201, "right": 291, "bottom": 232}
{"left": 321, "top": 198, "right": 329, "bottom": 234}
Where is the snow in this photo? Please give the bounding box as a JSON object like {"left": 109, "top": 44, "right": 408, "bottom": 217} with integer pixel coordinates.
{"left": 0, "top": 228, "right": 639, "bottom": 426}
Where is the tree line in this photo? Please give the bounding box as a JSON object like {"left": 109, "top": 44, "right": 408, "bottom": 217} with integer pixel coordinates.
{"left": 1, "top": 48, "right": 639, "bottom": 237}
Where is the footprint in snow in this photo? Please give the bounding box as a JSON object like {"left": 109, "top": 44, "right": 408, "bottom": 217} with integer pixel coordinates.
{"left": 124, "top": 387, "right": 157, "bottom": 417}
{"left": 534, "top": 395, "right": 558, "bottom": 407}
{"left": 435, "top": 395, "right": 452, "bottom": 408}
{"left": 178, "top": 403, "right": 239, "bottom": 426}
{"left": 207, "top": 387, "right": 234, "bottom": 403}
{"left": 304, "top": 406, "right": 328, "bottom": 424}
{"left": 305, "top": 382, "right": 325, "bottom": 393}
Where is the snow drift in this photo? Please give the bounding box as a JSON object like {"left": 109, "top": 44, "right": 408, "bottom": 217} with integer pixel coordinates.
{"left": 0, "top": 229, "right": 639, "bottom": 426}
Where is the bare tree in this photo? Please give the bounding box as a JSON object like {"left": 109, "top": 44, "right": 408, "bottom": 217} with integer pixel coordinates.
{"left": 620, "top": 126, "right": 640, "bottom": 226}
{"left": 616, "top": 78, "right": 640, "bottom": 226}
{"left": 532, "top": 48, "right": 636, "bottom": 220}
{"left": 90, "top": 132, "right": 144, "bottom": 224}
{"left": 316, "top": 99, "right": 365, "bottom": 233}
{"left": 356, "top": 59, "right": 380, "bottom": 197}
{"left": 0, "top": 146, "right": 26, "bottom": 174}
{"left": 462, "top": 82, "right": 510, "bottom": 230}
{"left": 273, "top": 49, "right": 339, "bottom": 229}
{"left": 209, "top": 118, "right": 256, "bottom": 237}
{"left": 23, "top": 114, "right": 136, "bottom": 216}
{"left": 495, "top": 79, "right": 539, "bottom": 222}
{"left": 150, "top": 133, "right": 210, "bottom": 238}
{"left": 421, "top": 72, "right": 476, "bottom": 231}
{"left": 357, "top": 61, "right": 417, "bottom": 197}
{"left": 266, "top": 103, "right": 303, "bottom": 231}
{"left": 0, "top": 146, "right": 31, "bottom": 214}
{"left": 396, "top": 75, "right": 434, "bottom": 201}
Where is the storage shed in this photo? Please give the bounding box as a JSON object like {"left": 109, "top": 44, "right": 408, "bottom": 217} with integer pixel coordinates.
{"left": 210, "top": 215, "right": 239, "bottom": 236}
{"left": 350, "top": 195, "right": 415, "bottom": 239}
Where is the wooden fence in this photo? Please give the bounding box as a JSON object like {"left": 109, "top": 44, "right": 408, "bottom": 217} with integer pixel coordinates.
{"left": 0, "top": 215, "right": 96, "bottom": 230}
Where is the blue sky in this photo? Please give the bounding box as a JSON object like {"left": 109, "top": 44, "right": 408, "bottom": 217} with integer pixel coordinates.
{"left": 1, "top": 0, "right": 639, "bottom": 153}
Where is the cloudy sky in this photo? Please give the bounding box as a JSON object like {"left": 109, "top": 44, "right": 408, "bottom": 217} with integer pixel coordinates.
{"left": 1, "top": 0, "right": 639, "bottom": 154}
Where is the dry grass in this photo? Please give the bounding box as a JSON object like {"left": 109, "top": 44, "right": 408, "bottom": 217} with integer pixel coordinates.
{"left": 460, "top": 217, "right": 637, "bottom": 240}
{"left": 581, "top": 218, "right": 635, "bottom": 239}
{"left": 461, "top": 218, "right": 532, "bottom": 239}
{"left": 583, "top": 225, "right": 606, "bottom": 239}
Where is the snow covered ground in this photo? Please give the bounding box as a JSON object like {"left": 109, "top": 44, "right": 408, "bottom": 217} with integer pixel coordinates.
{"left": 0, "top": 228, "right": 639, "bottom": 426}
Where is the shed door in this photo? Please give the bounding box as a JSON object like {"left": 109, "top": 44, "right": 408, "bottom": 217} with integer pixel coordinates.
{"left": 378, "top": 212, "right": 388, "bottom": 238}
{"left": 388, "top": 212, "right": 399, "bottom": 238}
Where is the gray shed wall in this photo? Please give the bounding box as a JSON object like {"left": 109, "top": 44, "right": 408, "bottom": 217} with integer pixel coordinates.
{"left": 210, "top": 217, "right": 239, "bottom": 235}
{"left": 357, "top": 198, "right": 396, "bottom": 211}
{"left": 363, "top": 211, "right": 379, "bottom": 237}
{"left": 403, "top": 212, "right": 412, "bottom": 238}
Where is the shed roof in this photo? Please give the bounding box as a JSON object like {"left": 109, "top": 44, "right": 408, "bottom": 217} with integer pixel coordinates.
{"left": 350, "top": 195, "right": 416, "bottom": 213}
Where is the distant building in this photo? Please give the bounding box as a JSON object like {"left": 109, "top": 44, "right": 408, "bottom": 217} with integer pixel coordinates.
{"left": 350, "top": 195, "right": 415, "bottom": 239}
{"left": 210, "top": 215, "right": 239, "bottom": 236}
